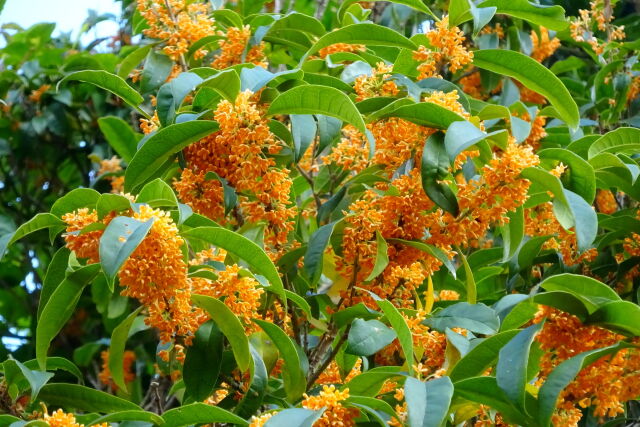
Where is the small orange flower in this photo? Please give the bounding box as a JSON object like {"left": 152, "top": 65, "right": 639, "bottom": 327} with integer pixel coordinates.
{"left": 318, "top": 43, "right": 366, "bottom": 59}
{"left": 302, "top": 385, "right": 359, "bottom": 427}
{"left": 98, "top": 349, "right": 136, "bottom": 391}
{"left": 29, "top": 84, "right": 51, "bottom": 103}
{"left": 595, "top": 189, "right": 617, "bottom": 214}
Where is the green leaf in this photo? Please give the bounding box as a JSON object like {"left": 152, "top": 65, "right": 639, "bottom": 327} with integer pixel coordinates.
{"left": 254, "top": 319, "right": 307, "bottom": 400}
{"left": 376, "top": 299, "right": 414, "bottom": 375}
{"left": 477, "top": 0, "right": 568, "bottom": 31}
{"left": 496, "top": 323, "right": 543, "bottom": 410}
{"left": 99, "top": 216, "right": 154, "bottom": 286}
{"left": 421, "top": 132, "right": 459, "bottom": 216}
{"left": 118, "top": 43, "right": 154, "bottom": 79}
{"left": 387, "top": 239, "right": 456, "bottom": 278}
{"left": 291, "top": 114, "right": 317, "bottom": 162}
{"left": 58, "top": 70, "right": 149, "bottom": 118}
{"left": 538, "top": 148, "right": 596, "bottom": 203}
{"left": 587, "top": 127, "right": 640, "bottom": 159}
{"left": 109, "top": 307, "right": 143, "bottom": 392}
{"left": 587, "top": 301, "right": 640, "bottom": 336}
{"left": 38, "top": 247, "right": 70, "bottom": 320}
{"left": 382, "top": 102, "right": 466, "bottom": 129}
{"left": 501, "top": 206, "right": 524, "bottom": 262}
{"left": 6, "top": 358, "right": 53, "bottom": 403}
{"left": 183, "top": 321, "right": 223, "bottom": 402}
{"left": 346, "top": 319, "right": 396, "bottom": 356}
{"left": 264, "top": 408, "right": 324, "bottom": 427}
{"left": 521, "top": 168, "right": 597, "bottom": 252}
{"left": 268, "top": 85, "right": 366, "bottom": 135}
{"left": 204, "top": 172, "right": 237, "bottom": 216}
{"left": 305, "top": 23, "right": 416, "bottom": 59}
{"left": 533, "top": 291, "right": 589, "bottom": 321}
{"left": 38, "top": 383, "right": 140, "bottom": 412}
{"left": 458, "top": 249, "right": 477, "bottom": 305}
{"left": 365, "top": 231, "right": 389, "bottom": 281}
{"left": 22, "top": 357, "right": 83, "bottom": 382}
{"left": 51, "top": 188, "right": 101, "bottom": 217}
{"left": 405, "top": 376, "right": 454, "bottom": 427}
{"left": 96, "top": 194, "right": 133, "bottom": 219}
{"left": 423, "top": 302, "right": 500, "bottom": 335}
{"left": 472, "top": 50, "right": 579, "bottom": 129}
{"left": 36, "top": 264, "right": 101, "bottom": 370}
{"left": 235, "top": 346, "right": 268, "bottom": 418}
{"left": 98, "top": 116, "right": 141, "bottom": 163}
{"left": 124, "top": 121, "right": 219, "bottom": 192}
{"left": 537, "top": 342, "right": 630, "bottom": 427}
{"left": 449, "top": 330, "right": 519, "bottom": 382}
{"left": 268, "top": 12, "right": 326, "bottom": 37}
{"left": 137, "top": 178, "right": 179, "bottom": 208}
{"left": 191, "top": 295, "right": 251, "bottom": 372}
{"left": 0, "top": 213, "right": 65, "bottom": 260}
{"left": 539, "top": 273, "right": 620, "bottom": 313}
{"left": 199, "top": 69, "right": 241, "bottom": 102}
{"left": 454, "top": 377, "right": 531, "bottom": 426}
{"left": 156, "top": 72, "right": 202, "bottom": 126}
{"left": 338, "top": 0, "right": 435, "bottom": 21}
{"left": 183, "top": 227, "right": 286, "bottom": 304}
{"left": 304, "top": 221, "right": 338, "bottom": 285}
{"left": 444, "top": 121, "right": 491, "bottom": 162}
{"left": 162, "top": 403, "right": 248, "bottom": 426}
{"left": 87, "top": 410, "right": 164, "bottom": 426}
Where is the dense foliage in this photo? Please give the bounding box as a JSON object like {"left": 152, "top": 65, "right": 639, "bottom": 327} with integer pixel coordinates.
{"left": 1, "top": 0, "right": 640, "bottom": 425}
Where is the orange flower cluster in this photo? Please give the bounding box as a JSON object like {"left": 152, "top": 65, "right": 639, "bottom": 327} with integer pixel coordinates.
{"left": 479, "top": 23, "right": 505, "bottom": 39}
{"left": 98, "top": 156, "right": 125, "bottom": 193}
{"left": 248, "top": 412, "right": 275, "bottom": 427}
{"left": 301, "top": 385, "right": 359, "bottom": 427}
{"left": 191, "top": 264, "right": 264, "bottom": 332}
{"left": 525, "top": 202, "right": 598, "bottom": 266}
{"left": 212, "top": 26, "right": 266, "bottom": 69}
{"left": 474, "top": 405, "right": 510, "bottom": 427}
{"left": 570, "top": 0, "right": 625, "bottom": 55}
{"left": 322, "top": 125, "right": 370, "bottom": 173}
{"left": 140, "top": 111, "right": 160, "bottom": 134}
{"left": 353, "top": 63, "right": 399, "bottom": 102}
{"left": 318, "top": 43, "right": 366, "bottom": 59}
{"left": 530, "top": 27, "right": 561, "bottom": 62}
{"left": 629, "top": 76, "right": 640, "bottom": 103}
{"left": 28, "top": 84, "right": 50, "bottom": 103}
{"left": 377, "top": 310, "right": 446, "bottom": 373}
{"left": 595, "top": 189, "right": 617, "bottom": 214}
{"left": 175, "top": 90, "right": 296, "bottom": 255}
{"left": 98, "top": 350, "right": 137, "bottom": 391}
{"left": 413, "top": 16, "right": 473, "bottom": 79}
{"left": 137, "top": 0, "right": 215, "bottom": 60}
{"left": 316, "top": 358, "right": 363, "bottom": 385}
{"left": 41, "top": 409, "right": 109, "bottom": 427}
{"left": 534, "top": 306, "right": 640, "bottom": 423}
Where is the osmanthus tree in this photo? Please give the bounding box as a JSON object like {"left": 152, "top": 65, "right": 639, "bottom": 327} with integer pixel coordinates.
{"left": 1, "top": 0, "right": 640, "bottom": 425}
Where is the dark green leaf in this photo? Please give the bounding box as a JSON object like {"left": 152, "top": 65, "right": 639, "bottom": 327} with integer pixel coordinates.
{"left": 124, "top": 121, "right": 219, "bottom": 192}
{"left": 38, "top": 383, "right": 140, "bottom": 413}
{"left": 346, "top": 319, "right": 396, "bottom": 356}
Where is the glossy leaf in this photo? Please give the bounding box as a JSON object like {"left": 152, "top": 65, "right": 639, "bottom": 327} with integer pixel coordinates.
{"left": 36, "top": 264, "right": 101, "bottom": 369}
{"left": 268, "top": 85, "right": 366, "bottom": 134}
{"left": 496, "top": 323, "right": 543, "bottom": 410}
{"left": 346, "top": 319, "right": 396, "bottom": 356}
{"left": 254, "top": 319, "right": 307, "bottom": 400}
{"left": 365, "top": 231, "right": 389, "bottom": 281}
{"left": 58, "top": 70, "right": 149, "bottom": 117}
{"left": 473, "top": 50, "right": 579, "bottom": 129}
{"left": 376, "top": 299, "right": 414, "bottom": 375}
{"left": 109, "top": 307, "right": 143, "bottom": 392}
{"left": 98, "top": 116, "right": 141, "bottom": 163}
{"left": 183, "top": 227, "right": 286, "bottom": 303}
{"left": 124, "top": 121, "right": 220, "bottom": 192}
{"left": 404, "top": 376, "right": 454, "bottom": 427}
{"left": 424, "top": 302, "right": 500, "bottom": 335}
{"left": 162, "top": 403, "right": 248, "bottom": 426}
{"left": 38, "top": 383, "right": 140, "bottom": 412}
{"left": 99, "top": 216, "right": 154, "bottom": 286}
{"left": 192, "top": 295, "right": 251, "bottom": 372}
{"left": 305, "top": 24, "right": 416, "bottom": 59}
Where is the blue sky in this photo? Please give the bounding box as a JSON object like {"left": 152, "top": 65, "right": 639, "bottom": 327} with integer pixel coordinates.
{"left": 2, "top": 0, "right": 121, "bottom": 41}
